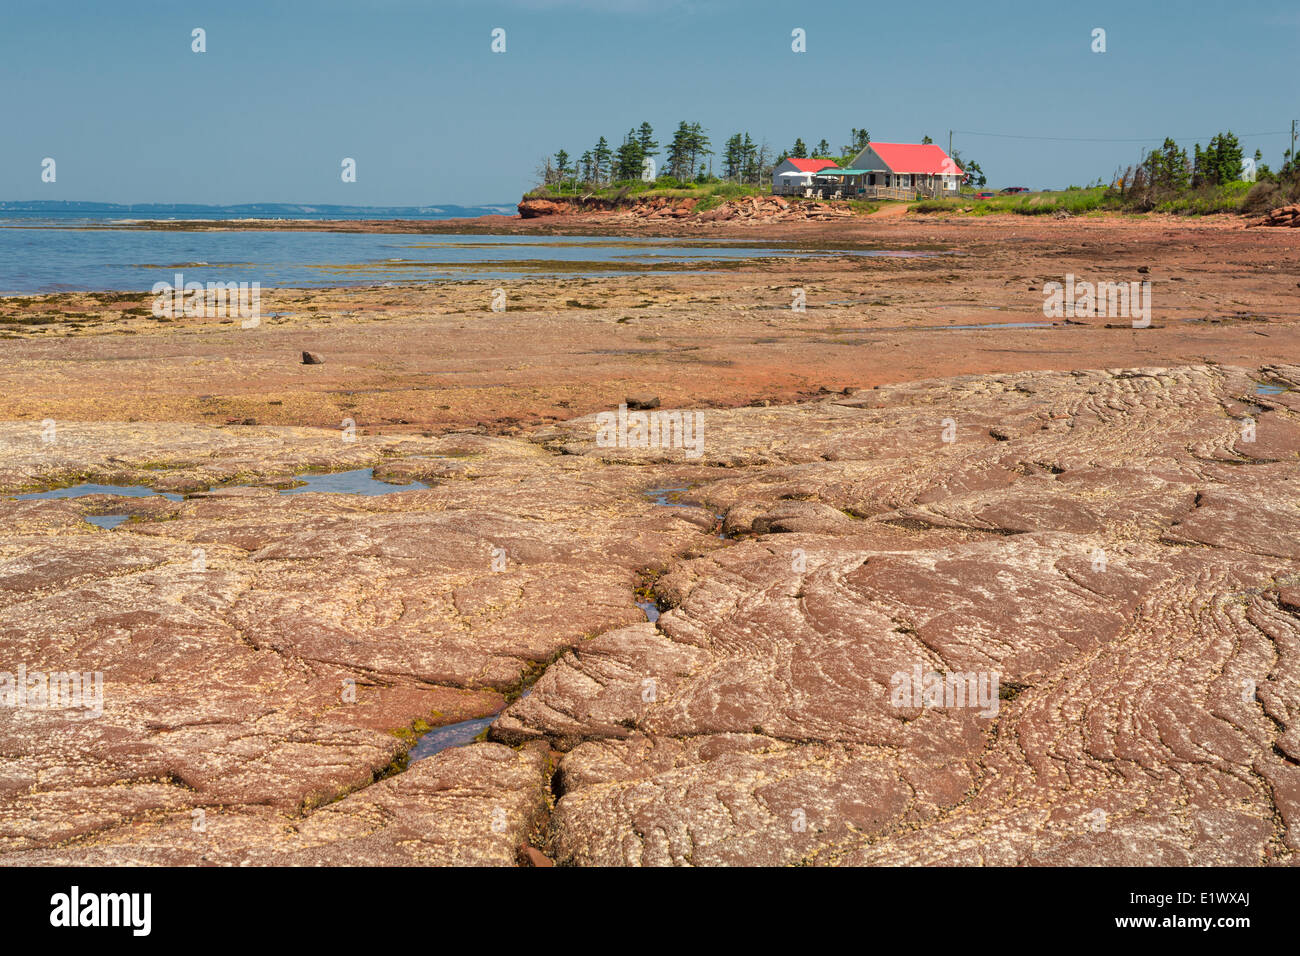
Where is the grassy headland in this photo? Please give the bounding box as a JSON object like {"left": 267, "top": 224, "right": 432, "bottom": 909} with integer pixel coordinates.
{"left": 526, "top": 177, "right": 764, "bottom": 208}
{"left": 911, "top": 182, "right": 1262, "bottom": 217}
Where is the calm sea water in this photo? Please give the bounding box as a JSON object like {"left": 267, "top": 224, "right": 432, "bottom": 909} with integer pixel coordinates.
{"left": 0, "top": 220, "right": 930, "bottom": 293}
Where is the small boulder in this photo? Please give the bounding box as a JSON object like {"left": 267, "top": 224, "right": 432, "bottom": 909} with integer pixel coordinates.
{"left": 625, "top": 394, "right": 660, "bottom": 410}
{"left": 517, "top": 199, "right": 566, "bottom": 219}
{"left": 301, "top": 351, "right": 325, "bottom": 365}
{"left": 522, "top": 846, "right": 554, "bottom": 867}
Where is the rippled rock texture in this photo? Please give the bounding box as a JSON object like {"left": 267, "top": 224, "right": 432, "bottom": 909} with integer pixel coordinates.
{"left": 2, "top": 362, "right": 1298, "bottom": 865}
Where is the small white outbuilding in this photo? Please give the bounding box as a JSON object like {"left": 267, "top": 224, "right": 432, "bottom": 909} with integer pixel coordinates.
{"left": 771, "top": 157, "right": 839, "bottom": 195}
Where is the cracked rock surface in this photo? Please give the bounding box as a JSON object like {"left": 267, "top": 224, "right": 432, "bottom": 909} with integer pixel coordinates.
{"left": 513, "top": 363, "right": 1300, "bottom": 865}
{"left": 2, "top": 363, "right": 1298, "bottom": 865}
{"left": 0, "top": 426, "right": 707, "bottom": 862}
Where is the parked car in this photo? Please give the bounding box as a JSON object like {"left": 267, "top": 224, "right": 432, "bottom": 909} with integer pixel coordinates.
{"left": 1000, "top": 186, "right": 1030, "bottom": 194}
{"left": 976, "top": 191, "right": 994, "bottom": 199}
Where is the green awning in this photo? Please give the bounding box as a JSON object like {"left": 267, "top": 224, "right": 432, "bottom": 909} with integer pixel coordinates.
{"left": 815, "top": 168, "right": 870, "bottom": 175}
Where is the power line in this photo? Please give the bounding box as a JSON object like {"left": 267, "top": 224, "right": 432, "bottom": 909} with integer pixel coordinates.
{"left": 952, "top": 129, "right": 1291, "bottom": 144}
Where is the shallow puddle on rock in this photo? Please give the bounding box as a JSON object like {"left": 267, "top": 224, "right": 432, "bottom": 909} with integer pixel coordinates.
{"left": 14, "top": 483, "right": 184, "bottom": 502}
{"left": 407, "top": 689, "right": 531, "bottom": 764}
{"left": 636, "top": 600, "right": 661, "bottom": 623}
{"left": 8, "top": 470, "right": 425, "bottom": 528}
{"left": 942, "top": 321, "right": 1053, "bottom": 330}
{"left": 643, "top": 486, "right": 697, "bottom": 507}
{"left": 643, "top": 486, "right": 728, "bottom": 538}
{"left": 821, "top": 320, "right": 1059, "bottom": 334}
{"left": 85, "top": 515, "right": 130, "bottom": 529}
{"left": 279, "top": 468, "right": 427, "bottom": 495}
{"left": 1255, "top": 382, "right": 1291, "bottom": 396}
{"left": 407, "top": 715, "right": 497, "bottom": 763}
{"left": 12, "top": 483, "right": 183, "bottom": 529}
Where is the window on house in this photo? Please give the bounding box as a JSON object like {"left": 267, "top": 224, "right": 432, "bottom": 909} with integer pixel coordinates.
{"left": 897, "top": 174, "right": 911, "bottom": 188}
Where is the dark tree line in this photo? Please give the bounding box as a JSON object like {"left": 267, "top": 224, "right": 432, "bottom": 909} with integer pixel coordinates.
{"left": 540, "top": 122, "right": 1282, "bottom": 202}
{"left": 1140, "top": 133, "right": 1247, "bottom": 191}
{"left": 540, "top": 121, "right": 715, "bottom": 187}
{"left": 775, "top": 127, "right": 871, "bottom": 166}
{"left": 1107, "top": 130, "right": 1276, "bottom": 211}
{"left": 539, "top": 124, "right": 898, "bottom": 189}
{"left": 720, "top": 133, "right": 770, "bottom": 185}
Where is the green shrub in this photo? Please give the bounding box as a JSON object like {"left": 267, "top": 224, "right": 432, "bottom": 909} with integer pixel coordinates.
{"left": 1240, "top": 176, "right": 1300, "bottom": 215}
{"left": 1153, "top": 181, "right": 1252, "bottom": 215}
{"left": 912, "top": 189, "right": 1115, "bottom": 216}
{"left": 911, "top": 183, "right": 1265, "bottom": 217}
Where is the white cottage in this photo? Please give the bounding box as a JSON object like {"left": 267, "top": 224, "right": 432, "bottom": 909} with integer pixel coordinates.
{"left": 771, "top": 157, "right": 839, "bottom": 195}
{"left": 840, "top": 142, "right": 963, "bottom": 198}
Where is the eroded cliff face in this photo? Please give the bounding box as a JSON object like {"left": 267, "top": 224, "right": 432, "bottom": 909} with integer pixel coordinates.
{"left": 518, "top": 193, "right": 852, "bottom": 223}
{"left": 1, "top": 362, "right": 1298, "bottom": 865}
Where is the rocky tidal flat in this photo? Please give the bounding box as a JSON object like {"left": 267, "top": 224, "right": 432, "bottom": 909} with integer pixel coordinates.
{"left": 0, "top": 359, "right": 1296, "bottom": 865}
{"left": 1, "top": 216, "right": 1299, "bottom": 867}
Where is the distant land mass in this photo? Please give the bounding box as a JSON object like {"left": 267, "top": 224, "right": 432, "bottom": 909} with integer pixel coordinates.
{"left": 0, "top": 200, "right": 516, "bottom": 221}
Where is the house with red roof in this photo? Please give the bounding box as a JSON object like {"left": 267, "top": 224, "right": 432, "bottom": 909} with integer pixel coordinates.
{"left": 770, "top": 156, "right": 839, "bottom": 195}
{"left": 842, "top": 142, "right": 963, "bottom": 198}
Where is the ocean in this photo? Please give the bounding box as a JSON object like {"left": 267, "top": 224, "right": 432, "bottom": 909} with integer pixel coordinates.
{"left": 0, "top": 211, "right": 916, "bottom": 293}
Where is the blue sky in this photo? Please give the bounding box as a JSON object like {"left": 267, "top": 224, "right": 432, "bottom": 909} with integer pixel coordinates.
{"left": 2, "top": 0, "right": 1297, "bottom": 205}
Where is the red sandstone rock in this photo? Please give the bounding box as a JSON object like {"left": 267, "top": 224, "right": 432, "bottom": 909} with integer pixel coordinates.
{"left": 1251, "top": 204, "right": 1300, "bottom": 227}
{"left": 517, "top": 199, "right": 568, "bottom": 219}
{"left": 3, "top": 363, "right": 1299, "bottom": 866}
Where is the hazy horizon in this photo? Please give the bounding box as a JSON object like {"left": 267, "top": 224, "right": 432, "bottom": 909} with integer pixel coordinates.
{"left": 0, "top": 199, "right": 516, "bottom": 209}
{"left": 4, "top": 0, "right": 1298, "bottom": 204}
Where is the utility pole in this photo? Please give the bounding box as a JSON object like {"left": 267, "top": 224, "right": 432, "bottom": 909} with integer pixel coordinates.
{"left": 948, "top": 129, "right": 952, "bottom": 157}
{"left": 1292, "top": 119, "right": 1296, "bottom": 165}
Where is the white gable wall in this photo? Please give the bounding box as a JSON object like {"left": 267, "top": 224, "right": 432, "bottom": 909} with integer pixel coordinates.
{"left": 847, "top": 145, "right": 901, "bottom": 188}
{"left": 771, "top": 158, "right": 819, "bottom": 194}
{"left": 846, "top": 144, "right": 960, "bottom": 192}
{"left": 848, "top": 145, "right": 890, "bottom": 172}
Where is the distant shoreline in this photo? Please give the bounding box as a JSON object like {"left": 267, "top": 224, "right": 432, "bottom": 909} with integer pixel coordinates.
{"left": 83, "top": 215, "right": 532, "bottom": 235}
{"left": 0, "top": 201, "right": 515, "bottom": 217}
